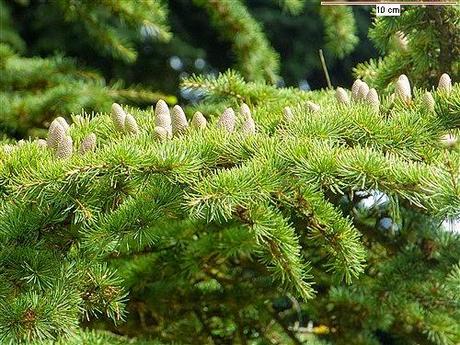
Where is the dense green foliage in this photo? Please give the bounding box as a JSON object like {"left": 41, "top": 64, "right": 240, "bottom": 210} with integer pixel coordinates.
{"left": 355, "top": 6, "right": 460, "bottom": 89}
{"left": 1, "top": 2, "right": 459, "bottom": 345}
{"left": 1, "top": 70, "right": 459, "bottom": 344}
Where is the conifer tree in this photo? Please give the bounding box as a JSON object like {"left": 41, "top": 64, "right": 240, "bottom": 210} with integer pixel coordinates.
{"left": 2, "top": 2, "right": 460, "bottom": 345}
{"left": 1, "top": 70, "right": 459, "bottom": 344}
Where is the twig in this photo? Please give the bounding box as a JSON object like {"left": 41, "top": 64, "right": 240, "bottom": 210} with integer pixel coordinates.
{"left": 319, "top": 49, "right": 332, "bottom": 89}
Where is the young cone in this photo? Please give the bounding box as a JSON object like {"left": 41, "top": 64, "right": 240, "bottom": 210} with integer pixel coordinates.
{"left": 336, "top": 87, "right": 350, "bottom": 105}
{"left": 283, "top": 106, "right": 294, "bottom": 122}
{"left": 124, "top": 114, "right": 139, "bottom": 135}
{"left": 56, "top": 135, "right": 73, "bottom": 159}
{"left": 47, "top": 120, "right": 66, "bottom": 150}
{"left": 153, "top": 126, "right": 168, "bottom": 142}
{"left": 240, "top": 103, "right": 252, "bottom": 119}
{"left": 241, "top": 117, "right": 256, "bottom": 136}
{"left": 398, "top": 74, "right": 411, "bottom": 89}
{"left": 366, "top": 88, "right": 380, "bottom": 112}
{"left": 111, "top": 103, "right": 127, "bottom": 132}
{"left": 422, "top": 91, "right": 435, "bottom": 112}
{"left": 356, "top": 82, "right": 370, "bottom": 100}
{"left": 395, "top": 75, "right": 411, "bottom": 102}
{"left": 171, "top": 105, "right": 189, "bottom": 136}
{"left": 155, "top": 100, "right": 172, "bottom": 138}
{"left": 306, "top": 101, "right": 321, "bottom": 112}
{"left": 438, "top": 73, "right": 452, "bottom": 94}
{"left": 55, "top": 117, "right": 70, "bottom": 132}
{"left": 217, "top": 108, "right": 236, "bottom": 133}
{"left": 79, "top": 133, "right": 97, "bottom": 154}
{"left": 191, "top": 112, "right": 207, "bottom": 130}
{"left": 351, "top": 79, "right": 363, "bottom": 101}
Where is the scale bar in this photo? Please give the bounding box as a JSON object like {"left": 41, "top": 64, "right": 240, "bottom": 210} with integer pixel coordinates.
{"left": 321, "top": 1, "right": 458, "bottom": 5}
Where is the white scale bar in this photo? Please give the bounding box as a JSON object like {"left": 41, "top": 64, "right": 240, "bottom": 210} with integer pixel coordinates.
{"left": 321, "top": 1, "right": 458, "bottom": 5}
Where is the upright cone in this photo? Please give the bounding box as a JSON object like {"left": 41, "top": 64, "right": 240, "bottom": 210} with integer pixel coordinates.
{"left": 171, "top": 105, "right": 189, "bottom": 136}
{"left": 47, "top": 120, "right": 66, "bottom": 150}
{"left": 56, "top": 135, "right": 73, "bottom": 159}
{"left": 241, "top": 110, "right": 256, "bottom": 136}
{"left": 153, "top": 126, "right": 168, "bottom": 142}
{"left": 111, "top": 103, "right": 127, "bottom": 132}
{"left": 155, "top": 99, "right": 172, "bottom": 138}
{"left": 422, "top": 91, "right": 435, "bottom": 112}
{"left": 440, "top": 133, "right": 458, "bottom": 148}
{"left": 352, "top": 79, "right": 363, "bottom": 101}
{"left": 366, "top": 88, "right": 380, "bottom": 112}
{"left": 336, "top": 87, "right": 350, "bottom": 105}
{"left": 306, "top": 101, "right": 320, "bottom": 112}
{"left": 191, "top": 112, "right": 207, "bottom": 130}
{"left": 240, "top": 103, "right": 252, "bottom": 119}
{"left": 35, "top": 139, "right": 47, "bottom": 148}
{"left": 438, "top": 73, "right": 452, "bottom": 94}
{"left": 79, "top": 133, "right": 97, "bottom": 154}
{"left": 125, "top": 114, "right": 139, "bottom": 135}
{"left": 217, "top": 108, "right": 236, "bottom": 133}
{"left": 283, "top": 107, "right": 294, "bottom": 122}
{"left": 55, "top": 117, "right": 70, "bottom": 132}
{"left": 395, "top": 75, "right": 411, "bottom": 103}
{"left": 357, "top": 82, "right": 370, "bottom": 100}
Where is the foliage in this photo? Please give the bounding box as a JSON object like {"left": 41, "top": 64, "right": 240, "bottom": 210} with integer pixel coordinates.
{"left": 0, "top": 44, "right": 174, "bottom": 139}
{"left": 354, "top": 6, "right": 460, "bottom": 90}
{"left": 0, "top": 0, "right": 175, "bottom": 139}
{"left": 1, "top": 69, "right": 459, "bottom": 344}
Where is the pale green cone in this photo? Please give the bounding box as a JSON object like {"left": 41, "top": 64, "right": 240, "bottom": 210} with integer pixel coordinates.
{"left": 47, "top": 120, "right": 66, "bottom": 150}
{"left": 395, "top": 75, "right": 411, "bottom": 102}
{"left": 241, "top": 117, "right": 256, "bottom": 136}
{"left": 306, "top": 101, "right": 320, "bottom": 112}
{"left": 79, "top": 133, "right": 97, "bottom": 154}
{"left": 172, "top": 105, "right": 189, "bottom": 136}
{"left": 56, "top": 135, "right": 73, "bottom": 159}
{"left": 155, "top": 100, "right": 172, "bottom": 138}
{"left": 366, "top": 88, "right": 380, "bottom": 112}
{"left": 217, "top": 108, "right": 236, "bottom": 132}
{"left": 283, "top": 106, "right": 294, "bottom": 122}
{"left": 124, "top": 114, "right": 139, "bottom": 135}
{"left": 422, "top": 91, "right": 435, "bottom": 112}
{"left": 351, "top": 79, "right": 363, "bottom": 101}
{"left": 111, "top": 103, "right": 127, "bottom": 132}
{"left": 191, "top": 111, "right": 207, "bottom": 130}
{"left": 336, "top": 87, "right": 350, "bottom": 105}
{"left": 438, "top": 73, "right": 452, "bottom": 94}
{"left": 240, "top": 103, "right": 252, "bottom": 120}
{"left": 440, "top": 133, "right": 457, "bottom": 148}
{"left": 357, "top": 82, "right": 370, "bottom": 100}
{"left": 35, "top": 139, "right": 47, "bottom": 148}
{"left": 153, "top": 126, "right": 168, "bottom": 142}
